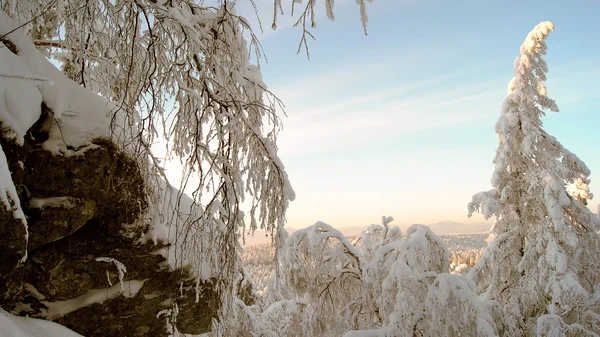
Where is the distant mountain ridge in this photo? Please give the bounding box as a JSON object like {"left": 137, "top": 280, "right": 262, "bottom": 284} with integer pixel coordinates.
{"left": 334, "top": 221, "right": 490, "bottom": 238}
{"left": 241, "top": 221, "right": 491, "bottom": 246}
{"left": 426, "top": 221, "right": 491, "bottom": 234}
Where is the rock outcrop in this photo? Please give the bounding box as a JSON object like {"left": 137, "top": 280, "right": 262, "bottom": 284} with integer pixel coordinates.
{"left": 0, "top": 114, "right": 219, "bottom": 336}
{"left": 0, "top": 14, "right": 221, "bottom": 336}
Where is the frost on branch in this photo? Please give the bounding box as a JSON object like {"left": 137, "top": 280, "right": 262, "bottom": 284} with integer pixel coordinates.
{"left": 271, "top": 0, "right": 374, "bottom": 57}
{"left": 424, "top": 274, "right": 497, "bottom": 337}
{"left": 468, "top": 21, "right": 600, "bottom": 336}
{"left": 570, "top": 177, "right": 593, "bottom": 205}
{"left": 278, "top": 221, "right": 367, "bottom": 336}
{"left": 95, "top": 257, "right": 127, "bottom": 291}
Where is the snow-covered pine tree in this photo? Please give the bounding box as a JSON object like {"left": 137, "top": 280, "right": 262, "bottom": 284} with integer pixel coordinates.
{"left": 468, "top": 21, "right": 600, "bottom": 336}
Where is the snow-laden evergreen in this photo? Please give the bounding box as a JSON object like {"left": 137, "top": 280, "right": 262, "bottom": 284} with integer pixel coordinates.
{"left": 468, "top": 21, "right": 600, "bottom": 336}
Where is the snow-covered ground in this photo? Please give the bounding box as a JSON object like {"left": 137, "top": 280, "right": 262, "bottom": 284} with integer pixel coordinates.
{"left": 0, "top": 309, "right": 82, "bottom": 337}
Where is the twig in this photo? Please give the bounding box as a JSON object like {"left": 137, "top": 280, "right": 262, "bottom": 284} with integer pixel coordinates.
{"left": 0, "top": 0, "right": 58, "bottom": 41}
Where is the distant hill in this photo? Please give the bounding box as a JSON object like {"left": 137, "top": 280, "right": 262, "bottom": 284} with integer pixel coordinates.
{"left": 425, "top": 221, "right": 491, "bottom": 234}
{"left": 333, "top": 221, "right": 490, "bottom": 238}
{"left": 240, "top": 230, "right": 273, "bottom": 247}
{"left": 240, "top": 227, "right": 299, "bottom": 247}
{"left": 241, "top": 221, "right": 491, "bottom": 247}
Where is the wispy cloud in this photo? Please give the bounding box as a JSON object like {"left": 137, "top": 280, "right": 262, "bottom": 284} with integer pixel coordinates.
{"left": 275, "top": 63, "right": 507, "bottom": 157}
{"left": 278, "top": 92, "right": 505, "bottom": 157}
{"left": 274, "top": 53, "right": 600, "bottom": 159}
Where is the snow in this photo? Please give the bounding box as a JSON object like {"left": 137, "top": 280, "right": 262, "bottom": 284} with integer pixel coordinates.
{"left": 0, "top": 309, "right": 82, "bottom": 337}
{"left": 0, "top": 145, "right": 27, "bottom": 260}
{"left": 29, "top": 196, "right": 76, "bottom": 209}
{"left": 41, "top": 280, "right": 146, "bottom": 320}
{"left": 22, "top": 284, "right": 45, "bottom": 303}
{"left": 466, "top": 21, "right": 600, "bottom": 336}
{"left": 0, "top": 47, "right": 43, "bottom": 144}
{"left": 3, "top": 4, "right": 597, "bottom": 337}
{"left": 0, "top": 10, "right": 119, "bottom": 156}
{"left": 425, "top": 273, "right": 497, "bottom": 337}
{"left": 344, "top": 329, "right": 387, "bottom": 337}
{"left": 268, "top": 219, "right": 493, "bottom": 337}
{"left": 357, "top": 0, "right": 370, "bottom": 34}
{"left": 138, "top": 180, "right": 216, "bottom": 280}
{"left": 96, "top": 257, "right": 128, "bottom": 291}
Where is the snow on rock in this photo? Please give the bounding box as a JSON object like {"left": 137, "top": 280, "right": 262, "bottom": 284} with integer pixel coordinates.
{"left": 0, "top": 308, "right": 82, "bottom": 337}
{"left": 29, "top": 196, "right": 76, "bottom": 209}
{"left": 0, "top": 10, "right": 119, "bottom": 156}
{"left": 0, "top": 146, "right": 27, "bottom": 261}
{"left": 0, "top": 9, "right": 221, "bottom": 337}
{"left": 0, "top": 147, "right": 26, "bottom": 226}
{"left": 139, "top": 179, "right": 217, "bottom": 281}
{"left": 1, "top": 4, "right": 220, "bottom": 290}
{"left": 41, "top": 280, "right": 146, "bottom": 320}
{"left": 0, "top": 47, "right": 43, "bottom": 144}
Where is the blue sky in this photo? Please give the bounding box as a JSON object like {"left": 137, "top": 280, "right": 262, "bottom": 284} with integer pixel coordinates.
{"left": 234, "top": 0, "right": 600, "bottom": 232}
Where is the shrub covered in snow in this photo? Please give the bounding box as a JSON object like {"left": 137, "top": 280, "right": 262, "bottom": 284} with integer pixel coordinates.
{"left": 228, "top": 218, "right": 496, "bottom": 337}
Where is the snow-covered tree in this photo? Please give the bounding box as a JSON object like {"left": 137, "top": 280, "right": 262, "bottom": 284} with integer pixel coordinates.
{"left": 468, "top": 21, "right": 600, "bottom": 336}
{"left": 350, "top": 224, "right": 495, "bottom": 337}
{"left": 234, "top": 218, "right": 495, "bottom": 337}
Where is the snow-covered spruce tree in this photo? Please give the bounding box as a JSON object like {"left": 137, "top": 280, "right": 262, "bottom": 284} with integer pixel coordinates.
{"left": 468, "top": 21, "right": 600, "bottom": 336}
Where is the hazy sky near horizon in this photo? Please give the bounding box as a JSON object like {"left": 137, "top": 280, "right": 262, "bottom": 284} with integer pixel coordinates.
{"left": 228, "top": 0, "right": 600, "bottom": 231}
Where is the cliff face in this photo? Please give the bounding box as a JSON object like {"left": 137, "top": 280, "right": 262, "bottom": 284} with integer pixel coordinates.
{"left": 0, "top": 14, "right": 219, "bottom": 336}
